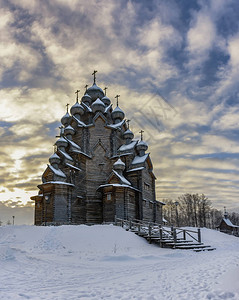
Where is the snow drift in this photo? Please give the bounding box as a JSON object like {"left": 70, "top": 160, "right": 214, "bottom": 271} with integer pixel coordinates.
{"left": 0, "top": 225, "right": 239, "bottom": 300}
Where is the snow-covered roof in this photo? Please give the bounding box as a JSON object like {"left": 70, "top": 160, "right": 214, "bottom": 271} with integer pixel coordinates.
{"left": 65, "top": 138, "right": 81, "bottom": 150}
{"left": 65, "top": 125, "right": 75, "bottom": 132}
{"left": 92, "top": 98, "right": 105, "bottom": 106}
{"left": 127, "top": 167, "right": 145, "bottom": 172}
{"left": 48, "top": 165, "right": 66, "bottom": 178}
{"left": 58, "top": 149, "right": 73, "bottom": 161}
{"left": 40, "top": 181, "right": 75, "bottom": 187}
{"left": 66, "top": 163, "right": 81, "bottom": 171}
{"left": 49, "top": 153, "right": 60, "bottom": 160}
{"left": 118, "top": 140, "right": 137, "bottom": 152}
{"left": 87, "top": 83, "right": 104, "bottom": 93}
{"left": 223, "top": 218, "right": 239, "bottom": 228}
{"left": 131, "top": 153, "right": 149, "bottom": 165}
{"left": 107, "top": 119, "right": 125, "bottom": 129}
{"left": 112, "top": 170, "right": 131, "bottom": 185}
{"left": 82, "top": 102, "right": 92, "bottom": 112}
{"left": 113, "top": 158, "right": 125, "bottom": 167}
{"left": 72, "top": 115, "right": 86, "bottom": 127}
{"left": 112, "top": 106, "right": 124, "bottom": 113}
{"left": 55, "top": 136, "right": 68, "bottom": 144}
{"left": 98, "top": 183, "right": 139, "bottom": 191}
{"left": 104, "top": 104, "right": 112, "bottom": 114}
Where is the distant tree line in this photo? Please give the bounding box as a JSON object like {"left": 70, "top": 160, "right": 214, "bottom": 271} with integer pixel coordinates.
{"left": 163, "top": 193, "right": 239, "bottom": 228}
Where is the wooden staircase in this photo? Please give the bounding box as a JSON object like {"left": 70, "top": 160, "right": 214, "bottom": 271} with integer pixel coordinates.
{"left": 115, "top": 218, "right": 216, "bottom": 252}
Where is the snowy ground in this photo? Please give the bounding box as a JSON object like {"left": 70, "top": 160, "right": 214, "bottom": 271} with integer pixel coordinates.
{"left": 0, "top": 225, "right": 239, "bottom": 300}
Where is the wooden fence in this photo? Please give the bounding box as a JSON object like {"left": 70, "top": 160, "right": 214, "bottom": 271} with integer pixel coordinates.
{"left": 114, "top": 218, "right": 202, "bottom": 245}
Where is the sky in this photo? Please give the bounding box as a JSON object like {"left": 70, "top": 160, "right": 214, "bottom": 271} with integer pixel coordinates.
{"left": 0, "top": 0, "right": 239, "bottom": 225}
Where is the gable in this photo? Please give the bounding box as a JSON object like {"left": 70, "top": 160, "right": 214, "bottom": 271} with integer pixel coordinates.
{"left": 93, "top": 112, "right": 107, "bottom": 124}
{"left": 108, "top": 173, "right": 121, "bottom": 185}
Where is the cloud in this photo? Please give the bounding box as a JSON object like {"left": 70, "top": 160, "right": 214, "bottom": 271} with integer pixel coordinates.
{"left": 1, "top": 0, "right": 239, "bottom": 220}
{"left": 187, "top": 13, "right": 216, "bottom": 57}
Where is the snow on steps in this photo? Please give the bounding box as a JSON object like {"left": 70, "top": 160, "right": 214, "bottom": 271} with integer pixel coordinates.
{"left": 115, "top": 218, "right": 216, "bottom": 252}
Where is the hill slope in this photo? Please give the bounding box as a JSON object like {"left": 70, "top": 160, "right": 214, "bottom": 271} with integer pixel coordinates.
{"left": 0, "top": 225, "right": 239, "bottom": 300}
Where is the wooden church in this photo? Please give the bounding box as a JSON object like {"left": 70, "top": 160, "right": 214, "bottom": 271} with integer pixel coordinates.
{"left": 31, "top": 72, "right": 165, "bottom": 225}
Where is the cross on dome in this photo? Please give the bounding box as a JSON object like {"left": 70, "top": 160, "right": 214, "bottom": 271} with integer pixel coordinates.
{"left": 66, "top": 103, "right": 69, "bottom": 113}
{"left": 92, "top": 70, "right": 97, "bottom": 84}
{"left": 139, "top": 130, "right": 144, "bottom": 141}
{"left": 115, "top": 94, "right": 120, "bottom": 106}
{"left": 56, "top": 125, "right": 64, "bottom": 138}
{"left": 104, "top": 87, "right": 108, "bottom": 96}
{"left": 75, "top": 89, "right": 80, "bottom": 102}
{"left": 84, "top": 84, "right": 88, "bottom": 93}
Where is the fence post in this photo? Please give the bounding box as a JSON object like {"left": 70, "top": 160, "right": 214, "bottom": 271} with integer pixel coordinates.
{"left": 138, "top": 223, "right": 141, "bottom": 234}
{"left": 198, "top": 228, "right": 201, "bottom": 243}
{"left": 171, "top": 226, "right": 174, "bottom": 235}
{"left": 183, "top": 230, "right": 186, "bottom": 241}
{"left": 148, "top": 223, "right": 152, "bottom": 237}
{"left": 159, "top": 228, "right": 163, "bottom": 247}
{"left": 173, "top": 228, "right": 177, "bottom": 244}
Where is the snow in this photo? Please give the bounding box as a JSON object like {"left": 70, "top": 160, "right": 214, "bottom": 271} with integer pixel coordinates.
{"left": 104, "top": 104, "right": 112, "bottom": 113}
{"left": 223, "top": 218, "right": 239, "bottom": 228}
{"left": 49, "top": 153, "right": 60, "bottom": 160}
{"left": 40, "top": 181, "right": 75, "bottom": 186}
{"left": 65, "top": 138, "right": 81, "bottom": 150}
{"left": 112, "top": 170, "right": 131, "bottom": 185}
{"left": 92, "top": 98, "right": 104, "bottom": 106}
{"left": 131, "top": 153, "right": 149, "bottom": 165}
{"left": 113, "top": 106, "right": 124, "bottom": 113}
{"left": 113, "top": 158, "right": 125, "bottom": 167}
{"left": 48, "top": 165, "right": 66, "bottom": 178}
{"left": 66, "top": 163, "right": 81, "bottom": 171}
{"left": 99, "top": 184, "right": 139, "bottom": 191}
{"left": 72, "top": 115, "right": 86, "bottom": 127}
{"left": 127, "top": 166, "right": 145, "bottom": 172}
{"left": 107, "top": 119, "right": 125, "bottom": 129}
{"left": 119, "top": 140, "right": 137, "bottom": 152}
{"left": 58, "top": 149, "right": 73, "bottom": 161}
{"left": 0, "top": 225, "right": 239, "bottom": 300}
{"left": 81, "top": 102, "right": 92, "bottom": 113}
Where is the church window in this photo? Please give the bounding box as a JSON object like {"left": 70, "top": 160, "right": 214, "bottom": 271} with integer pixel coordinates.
{"left": 107, "top": 193, "right": 112, "bottom": 201}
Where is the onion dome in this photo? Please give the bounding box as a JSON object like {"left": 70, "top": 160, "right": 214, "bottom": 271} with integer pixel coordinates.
{"left": 61, "top": 112, "right": 71, "bottom": 126}
{"left": 101, "top": 95, "right": 111, "bottom": 106}
{"left": 86, "top": 83, "right": 104, "bottom": 101}
{"left": 123, "top": 129, "right": 134, "bottom": 140}
{"left": 81, "top": 93, "right": 92, "bottom": 106}
{"left": 136, "top": 140, "right": 148, "bottom": 155}
{"left": 111, "top": 106, "right": 125, "bottom": 123}
{"left": 64, "top": 125, "right": 75, "bottom": 136}
{"left": 70, "top": 102, "right": 84, "bottom": 116}
{"left": 55, "top": 136, "right": 68, "bottom": 149}
{"left": 113, "top": 158, "right": 125, "bottom": 172}
{"left": 49, "top": 153, "right": 61, "bottom": 166}
{"left": 92, "top": 98, "right": 105, "bottom": 113}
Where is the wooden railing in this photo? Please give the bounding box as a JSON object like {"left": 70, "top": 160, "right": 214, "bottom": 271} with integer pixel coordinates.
{"left": 114, "top": 218, "right": 202, "bottom": 245}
